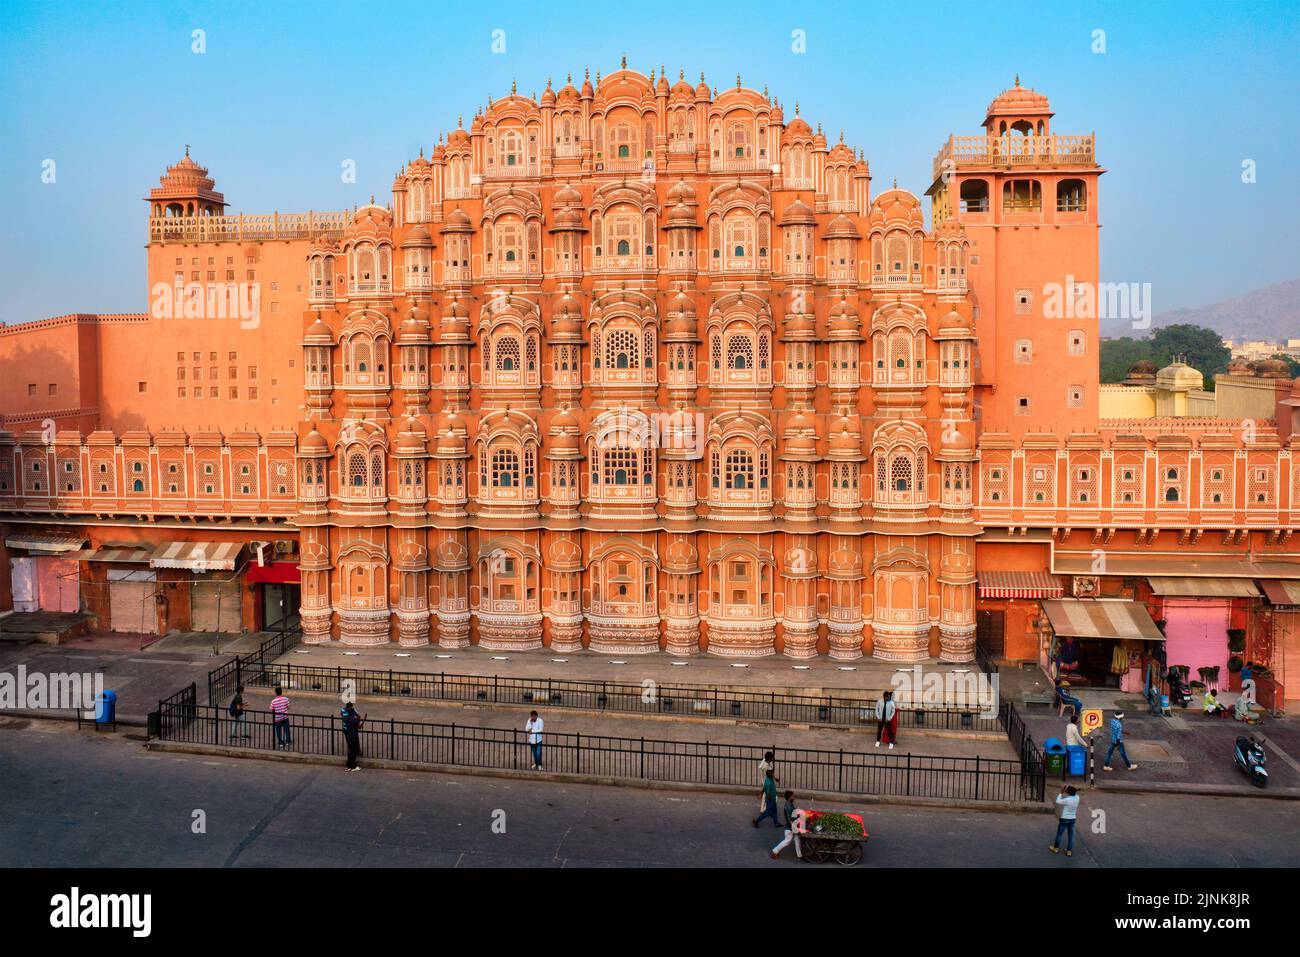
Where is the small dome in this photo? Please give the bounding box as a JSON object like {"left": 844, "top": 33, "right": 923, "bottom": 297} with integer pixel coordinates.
{"left": 300, "top": 428, "right": 329, "bottom": 455}
{"left": 1155, "top": 361, "right": 1204, "bottom": 392}
{"left": 1253, "top": 358, "right": 1290, "bottom": 378}
{"left": 304, "top": 317, "right": 334, "bottom": 343}
{"left": 667, "top": 179, "right": 697, "bottom": 203}
{"left": 985, "top": 78, "right": 1053, "bottom": 124}
{"left": 667, "top": 201, "right": 697, "bottom": 226}
{"left": 550, "top": 407, "right": 579, "bottom": 432}
{"left": 779, "top": 199, "right": 815, "bottom": 225}
{"left": 401, "top": 224, "right": 433, "bottom": 247}
{"left": 824, "top": 214, "right": 860, "bottom": 239}
{"left": 441, "top": 208, "right": 472, "bottom": 232}
{"left": 666, "top": 313, "right": 696, "bottom": 338}
{"left": 554, "top": 183, "right": 582, "bottom": 205}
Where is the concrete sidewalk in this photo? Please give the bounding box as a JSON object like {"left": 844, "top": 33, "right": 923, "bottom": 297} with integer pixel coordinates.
{"left": 274, "top": 640, "right": 981, "bottom": 699}
{"left": 237, "top": 687, "right": 1016, "bottom": 762}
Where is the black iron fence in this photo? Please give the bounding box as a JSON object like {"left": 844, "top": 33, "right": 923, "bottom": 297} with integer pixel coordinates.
{"left": 999, "top": 698, "right": 1046, "bottom": 800}
{"left": 152, "top": 700, "right": 1044, "bottom": 804}
{"left": 208, "top": 628, "right": 302, "bottom": 706}
{"left": 207, "top": 659, "right": 1005, "bottom": 734}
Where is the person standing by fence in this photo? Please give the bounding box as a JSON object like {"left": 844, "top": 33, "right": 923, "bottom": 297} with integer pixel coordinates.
{"left": 271, "top": 686, "right": 293, "bottom": 750}
{"left": 228, "top": 685, "right": 250, "bottom": 740}
{"left": 875, "top": 691, "right": 898, "bottom": 749}
{"left": 341, "top": 701, "right": 364, "bottom": 772}
{"left": 525, "top": 710, "right": 544, "bottom": 770}
{"left": 1049, "top": 785, "right": 1080, "bottom": 857}
{"left": 752, "top": 770, "right": 780, "bottom": 828}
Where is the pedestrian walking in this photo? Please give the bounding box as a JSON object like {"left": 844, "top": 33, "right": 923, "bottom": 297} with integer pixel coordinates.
{"left": 875, "top": 690, "right": 898, "bottom": 749}
{"left": 1049, "top": 785, "right": 1080, "bottom": 857}
{"left": 525, "top": 710, "right": 544, "bottom": 770}
{"left": 227, "top": 685, "right": 250, "bottom": 740}
{"left": 340, "top": 701, "right": 365, "bottom": 771}
{"left": 270, "top": 685, "right": 292, "bottom": 750}
{"left": 752, "top": 769, "right": 780, "bottom": 828}
{"left": 771, "top": 793, "right": 807, "bottom": 860}
{"left": 1103, "top": 710, "right": 1138, "bottom": 771}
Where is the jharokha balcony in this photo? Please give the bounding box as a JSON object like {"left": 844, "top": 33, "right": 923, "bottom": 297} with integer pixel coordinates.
{"left": 931, "top": 133, "right": 1097, "bottom": 181}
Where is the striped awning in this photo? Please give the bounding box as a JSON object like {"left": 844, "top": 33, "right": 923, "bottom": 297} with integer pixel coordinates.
{"left": 149, "top": 541, "right": 244, "bottom": 571}
{"left": 1148, "top": 577, "right": 1259, "bottom": 598}
{"left": 4, "top": 533, "right": 86, "bottom": 554}
{"left": 67, "top": 546, "right": 154, "bottom": 564}
{"left": 1260, "top": 580, "right": 1300, "bottom": 606}
{"left": 979, "top": 570, "right": 1066, "bottom": 599}
{"left": 1041, "top": 599, "right": 1164, "bottom": 641}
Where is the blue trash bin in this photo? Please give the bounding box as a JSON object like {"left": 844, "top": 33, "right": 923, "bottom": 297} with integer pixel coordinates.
{"left": 1066, "top": 744, "right": 1087, "bottom": 776}
{"left": 96, "top": 689, "right": 117, "bottom": 725}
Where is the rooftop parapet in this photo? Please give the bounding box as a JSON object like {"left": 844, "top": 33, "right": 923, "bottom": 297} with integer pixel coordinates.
{"left": 931, "top": 133, "right": 1097, "bottom": 183}
{"left": 148, "top": 211, "right": 348, "bottom": 244}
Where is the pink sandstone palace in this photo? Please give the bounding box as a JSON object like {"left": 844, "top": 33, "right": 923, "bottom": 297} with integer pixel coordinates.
{"left": 1, "top": 68, "right": 1297, "bottom": 707}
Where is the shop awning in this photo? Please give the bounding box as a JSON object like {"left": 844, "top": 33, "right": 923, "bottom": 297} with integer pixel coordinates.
{"left": 4, "top": 533, "right": 86, "bottom": 554}
{"left": 149, "top": 541, "right": 244, "bottom": 571}
{"left": 1260, "top": 580, "right": 1300, "bottom": 606}
{"left": 979, "top": 570, "right": 1066, "bottom": 599}
{"left": 66, "top": 545, "right": 154, "bottom": 564}
{"left": 1148, "top": 577, "right": 1260, "bottom": 598}
{"left": 1041, "top": 599, "right": 1164, "bottom": 641}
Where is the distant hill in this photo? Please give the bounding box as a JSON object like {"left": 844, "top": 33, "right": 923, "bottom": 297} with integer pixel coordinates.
{"left": 1106, "top": 279, "right": 1300, "bottom": 343}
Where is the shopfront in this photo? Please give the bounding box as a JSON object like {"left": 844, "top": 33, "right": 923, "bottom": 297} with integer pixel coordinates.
{"left": 1039, "top": 598, "right": 1164, "bottom": 692}
{"left": 150, "top": 541, "right": 247, "bottom": 635}
{"left": 1259, "top": 580, "right": 1299, "bottom": 708}
{"left": 246, "top": 559, "right": 301, "bottom": 633}
{"left": 3, "top": 533, "right": 86, "bottom": 613}
{"left": 1145, "top": 578, "right": 1257, "bottom": 692}
{"left": 976, "top": 570, "right": 1066, "bottom": 662}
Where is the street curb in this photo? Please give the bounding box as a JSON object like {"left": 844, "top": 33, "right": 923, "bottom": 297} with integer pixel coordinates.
{"left": 1091, "top": 779, "right": 1300, "bottom": 801}
{"left": 256, "top": 687, "right": 1008, "bottom": 743}
{"left": 145, "top": 739, "right": 1053, "bottom": 815}
{"left": 0, "top": 707, "right": 148, "bottom": 729}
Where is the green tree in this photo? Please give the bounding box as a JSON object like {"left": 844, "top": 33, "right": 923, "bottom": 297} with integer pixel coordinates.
{"left": 1148, "top": 324, "right": 1231, "bottom": 380}
{"left": 1099, "top": 336, "right": 1153, "bottom": 383}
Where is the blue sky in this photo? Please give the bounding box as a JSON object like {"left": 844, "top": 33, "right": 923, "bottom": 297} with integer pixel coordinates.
{"left": 1, "top": 0, "right": 1297, "bottom": 323}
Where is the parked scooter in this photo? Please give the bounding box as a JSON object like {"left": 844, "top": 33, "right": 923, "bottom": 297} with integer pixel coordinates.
{"left": 1233, "top": 735, "right": 1268, "bottom": 788}
{"left": 1166, "top": 670, "right": 1194, "bottom": 709}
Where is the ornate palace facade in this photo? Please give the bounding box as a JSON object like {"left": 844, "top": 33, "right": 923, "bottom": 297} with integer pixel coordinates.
{"left": 2, "top": 68, "right": 1296, "bottom": 678}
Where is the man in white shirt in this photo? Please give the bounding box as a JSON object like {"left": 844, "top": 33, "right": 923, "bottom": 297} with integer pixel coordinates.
{"left": 1050, "top": 786, "right": 1080, "bottom": 857}
{"left": 525, "top": 711, "right": 545, "bottom": 770}
{"left": 1065, "top": 714, "right": 1087, "bottom": 748}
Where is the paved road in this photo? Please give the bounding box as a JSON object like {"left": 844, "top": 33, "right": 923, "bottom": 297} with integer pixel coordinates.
{"left": 2, "top": 719, "right": 1296, "bottom": 868}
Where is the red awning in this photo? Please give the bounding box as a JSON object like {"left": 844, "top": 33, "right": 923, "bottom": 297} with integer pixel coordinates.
{"left": 1260, "top": 580, "right": 1300, "bottom": 606}
{"left": 979, "top": 570, "right": 1066, "bottom": 599}
{"left": 244, "top": 561, "right": 300, "bottom": 584}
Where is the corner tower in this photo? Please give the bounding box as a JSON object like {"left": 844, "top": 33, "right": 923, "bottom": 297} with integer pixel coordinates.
{"left": 928, "top": 79, "right": 1103, "bottom": 435}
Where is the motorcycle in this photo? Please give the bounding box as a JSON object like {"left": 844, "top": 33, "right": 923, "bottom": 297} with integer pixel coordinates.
{"left": 1233, "top": 735, "right": 1268, "bottom": 788}
{"left": 1166, "top": 671, "right": 1194, "bottom": 709}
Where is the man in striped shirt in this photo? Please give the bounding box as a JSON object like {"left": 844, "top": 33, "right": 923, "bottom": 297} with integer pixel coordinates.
{"left": 270, "top": 686, "right": 292, "bottom": 750}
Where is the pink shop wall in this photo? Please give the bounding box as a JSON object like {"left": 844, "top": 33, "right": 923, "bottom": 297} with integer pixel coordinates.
{"left": 1161, "top": 599, "right": 1230, "bottom": 685}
